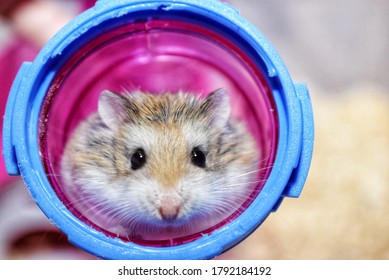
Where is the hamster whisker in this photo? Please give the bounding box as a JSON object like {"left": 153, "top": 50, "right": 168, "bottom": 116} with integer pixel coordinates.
{"left": 209, "top": 172, "right": 263, "bottom": 187}
{"left": 249, "top": 163, "right": 275, "bottom": 174}
{"left": 45, "top": 173, "right": 115, "bottom": 189}
{"left": 209, "top": 163, "right": 272, "bottom": 186}
{"left": 45, "top": 173, "right": 63, "bottom": 178}
{"left": 214, "top": 179, "right": 267, "bottom": 189}
{"left": 231, "top": 169, "right": 263, "bottom": 179}
{"left": 68, "top": 196, "right": 106, "bottom": 213}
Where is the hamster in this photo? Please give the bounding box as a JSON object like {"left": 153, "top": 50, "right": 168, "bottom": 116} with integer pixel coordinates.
{"left": 60, "top": 88, "right": 260, "bottom": 240}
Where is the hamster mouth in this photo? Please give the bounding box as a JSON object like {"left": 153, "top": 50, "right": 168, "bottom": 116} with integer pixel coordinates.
{"left": 159, "top": 211, "right": 179, "bottom": 221}
{"left": 154, "top": 211, "right": 191, "bottom": 227}
{"left": 157, "top": 214, "right": 186, "bottom": 225}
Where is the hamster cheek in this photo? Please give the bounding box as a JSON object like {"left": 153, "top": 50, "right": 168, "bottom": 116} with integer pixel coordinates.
{"left": 177, "top": 173, "right": 217, "bottom": 218}
{"left": 204, "top": 169, "right": 252, "bottom": 215}
{"left": 123, "top": 178, "right": 163, "bottom": 221}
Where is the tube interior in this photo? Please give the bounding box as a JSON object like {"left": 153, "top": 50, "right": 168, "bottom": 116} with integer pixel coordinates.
{"left": 39, "top": 19, "right": 278, "bottom": 246}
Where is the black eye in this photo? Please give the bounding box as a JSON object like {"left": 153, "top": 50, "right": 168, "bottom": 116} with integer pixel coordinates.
{"left": 191, "top": 147, "right": 206, "bottom": 168}
{"left": 131, "top": 149, "right": 147, "bottom": 170}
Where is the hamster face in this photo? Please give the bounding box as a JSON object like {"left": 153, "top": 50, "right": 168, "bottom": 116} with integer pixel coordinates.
{"left": 61, "top": 89, "right": 259, "bottom": 240}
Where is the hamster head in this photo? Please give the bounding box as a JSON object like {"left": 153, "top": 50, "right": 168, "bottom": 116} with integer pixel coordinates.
{"left": 61, "top": 89, "right": 260, "bottom": 240}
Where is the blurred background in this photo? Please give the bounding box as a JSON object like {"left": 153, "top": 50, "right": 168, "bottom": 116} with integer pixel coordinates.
{"left": 0, "top": 0, "right": 388, "bottom": 259}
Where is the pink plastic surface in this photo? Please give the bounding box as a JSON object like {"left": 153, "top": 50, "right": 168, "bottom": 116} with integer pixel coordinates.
{"left": 39, "top": 19, "right": 278, "bottom": 246}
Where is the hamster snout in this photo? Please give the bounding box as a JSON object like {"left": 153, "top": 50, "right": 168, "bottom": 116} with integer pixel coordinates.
{"left": 60, "top": 88, "right": 260, "bottom": 240}
{"left": 159, "top": 195, "right": 181, "bottom": 220}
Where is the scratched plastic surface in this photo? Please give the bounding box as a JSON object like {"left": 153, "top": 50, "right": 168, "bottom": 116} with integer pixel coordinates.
{"left": 39, "top": 19, "right": 278, "bottom": 246}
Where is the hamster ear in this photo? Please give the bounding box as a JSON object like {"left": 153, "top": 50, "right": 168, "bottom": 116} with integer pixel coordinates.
{"left": 204, "top": 88, "right": 231, "bottom": 128}
{"left": 98, "top": 90, "right": 130, "bottom": 129}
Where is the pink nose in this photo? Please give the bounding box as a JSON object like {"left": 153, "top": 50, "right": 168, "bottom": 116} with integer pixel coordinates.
{"left": 159, "top": 196, "right": 180, "bottom": 220}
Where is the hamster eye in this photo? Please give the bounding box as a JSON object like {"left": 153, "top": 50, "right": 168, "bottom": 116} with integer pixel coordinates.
{"left": 131, "top": 148, "right": 147, "bottom": 170}
{"left": 191, "top": 147, "right": 206, "bottom": 168}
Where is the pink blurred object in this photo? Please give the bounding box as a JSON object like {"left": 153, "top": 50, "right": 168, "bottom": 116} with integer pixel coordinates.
{"left": 0, "top": 0, "right": 94, "bottom": 189}
{"left": 0, "top": 0, "right": 96, "bottom": 259}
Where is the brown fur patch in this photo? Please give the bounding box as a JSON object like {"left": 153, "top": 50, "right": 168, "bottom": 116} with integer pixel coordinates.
{"left": 147, "top": 122, "right": 188, "bottom": 189}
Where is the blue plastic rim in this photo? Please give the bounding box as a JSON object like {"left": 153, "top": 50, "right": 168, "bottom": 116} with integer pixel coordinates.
{"left": 2, "top": 0, "right": 314, "bottom": 259}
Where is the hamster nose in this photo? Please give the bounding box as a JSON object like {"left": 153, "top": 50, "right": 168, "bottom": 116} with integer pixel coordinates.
{"left": 159, "top": 206, "right": 180, "bottom": 220}
{"left": 159, "top": 196, "right": 180, "bottom": 220}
